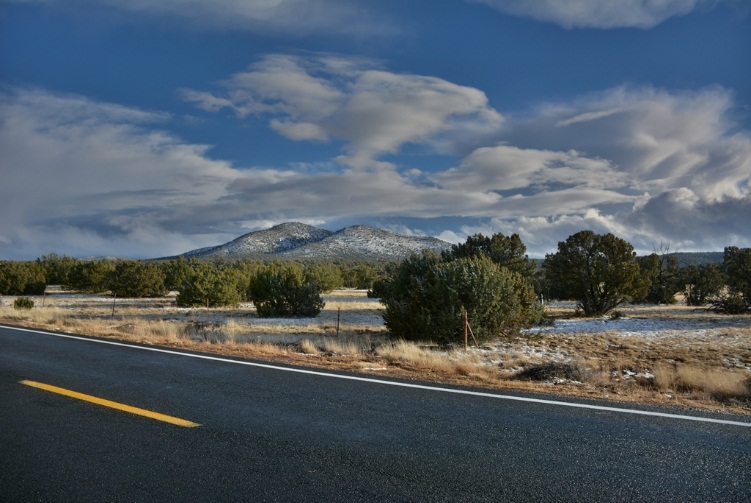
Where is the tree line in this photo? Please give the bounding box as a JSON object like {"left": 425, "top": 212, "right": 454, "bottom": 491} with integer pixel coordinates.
{"left": 0, "top": 255, "right": 386, "bottom": 317}
{"left": 374, "top": 231, "right": 750, "bottom": 345}
{"left": 1, "top": 232, "right": 749, "bottom": 343}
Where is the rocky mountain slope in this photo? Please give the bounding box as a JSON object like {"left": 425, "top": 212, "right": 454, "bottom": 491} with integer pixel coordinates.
{"left": 181, "top": 222, "right": 451, "bottom": 260}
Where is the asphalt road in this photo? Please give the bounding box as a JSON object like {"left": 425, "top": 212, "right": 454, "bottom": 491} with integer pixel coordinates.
{"left": 1, "top": 324, "right": 750, "bottom": 502}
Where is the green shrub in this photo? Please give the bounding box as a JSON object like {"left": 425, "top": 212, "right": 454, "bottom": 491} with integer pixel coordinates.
{"left": 711, "top": 294, "right": 749, "bottom": 314}
{"left": 380, "top": 253, "right": 542, "bottom": 345}
{"left": 175, "top": 261, "right": 242, "bottom": 308}
{"left": 14, "top": 297, "right": 35, "bottom": 310}
{"left": 248, "top": 262, "right": 324, "bottom": 317}
{"left": 304, "top": 262, "right": 343, "bottom": 293}
{"left": 0, "top": 261, "right": 46, "bottom": 295}
{"left": 110, "top": 260, "right": 167, "bottom": 298}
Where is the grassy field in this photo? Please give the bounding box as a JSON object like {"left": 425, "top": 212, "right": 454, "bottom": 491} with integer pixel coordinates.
{"left": 2, "top": 289, "right": 749, "bottom": 413}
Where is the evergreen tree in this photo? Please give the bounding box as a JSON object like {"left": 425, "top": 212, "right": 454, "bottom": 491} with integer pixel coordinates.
{"left": 37, "top": 254, "right": 77, "bottom": 286}
{"left": 544, "top": 231, "right": 646, "bottom": 316}
{"left": 176, "top": 261, "right": 241, "bottom": 308}
{"left": 164, "top": 256, "right": 193, "bottom": 292}
{"left": 718, "top": 247, "right": 751, "bottom": 313}
{"left": 248, "top": 261, "right": 324, "bottom": 317}
{"left": 305, "top": 262, "right": 343, "bottom": 293}
{"left": 444, "top": 232, "right": 535, "bottom": 279}
{"left": 65, "top": 260, "right": 115, "bottom": 293}
{"left": 109, "top": 260, "right": 167, "bottom": 298}
{"left": 636, "top": 252, "right": 681, "bottom": 304}
{"left": 380, "top": 252, "right": 542, "bottom": 344}
{"left": 680, "top": 264, "right": 724, "bottom": 306}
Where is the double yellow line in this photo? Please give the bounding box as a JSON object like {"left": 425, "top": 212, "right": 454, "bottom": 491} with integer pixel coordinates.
{"left": 20, "top": 380, "right": 200, "bottom": 428}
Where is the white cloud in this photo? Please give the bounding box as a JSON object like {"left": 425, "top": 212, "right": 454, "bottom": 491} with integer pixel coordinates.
{"left": 182, "top": 54, "right": 504, "bottom": 169}
{"left": 626, "top": 189, "right": 751, "bottom": 250}
{"left": 438, "top": 145, "right": 627, "bottom": 193}
{"left": 2, "top": 79, "right": 749, "bottom": 260}
{"left": 0, "top": 84, "right": 500, "bottom": 259}
{"left": 0, "top": 87, "right": 244, "bottom": 258}
{"left": 504, "top": 86, "right": 751, "bottom": 201}
{"left": 184, "top": 59, "right": 751, "bottom": 255}
{"left": 3, "top": 0, "right": 393, "bottom": 35}
{"left": 444, "top": 85, "right": 751, "bottom": 254}
{"left": 471, "top": 0, "right": 721, "bottom": 29}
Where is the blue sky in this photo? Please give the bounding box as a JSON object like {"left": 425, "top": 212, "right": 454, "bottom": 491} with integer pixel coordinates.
{"left": 1, "top": 0, "right": 750, "bottom": 260}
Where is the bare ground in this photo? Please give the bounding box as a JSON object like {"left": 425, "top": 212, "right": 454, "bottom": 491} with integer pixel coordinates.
{"left": 2, "top": 290, "right": 749, "bottom": 414}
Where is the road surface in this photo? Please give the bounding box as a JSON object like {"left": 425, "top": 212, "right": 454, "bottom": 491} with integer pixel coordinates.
{"left": 1, "top": 324, "right": 750, "bottom": 501}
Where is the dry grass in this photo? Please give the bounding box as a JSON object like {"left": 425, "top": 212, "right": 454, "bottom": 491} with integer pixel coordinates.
{"left": 299, "top": 339, "right": 319, "bottom": 354}
{"left": 2, "top": 291, "right": 750, "bottom": 413}
{"left": 654, "top": 364, "right": 750, "bottom": 400}
{"left": 320, "top": 337, "right": 363, "bottom": 355}
{"left": 375, "top": 341, "right": 496, "bottom": 380}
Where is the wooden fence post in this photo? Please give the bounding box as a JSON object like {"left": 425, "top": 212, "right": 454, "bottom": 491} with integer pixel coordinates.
{"left": 464, "top": 309, "right": 468, "bottom": 352}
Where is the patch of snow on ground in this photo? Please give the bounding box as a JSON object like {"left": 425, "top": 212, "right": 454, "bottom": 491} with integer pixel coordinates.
{"left": 524, "top": 316, "right": 748, "bottom": 339}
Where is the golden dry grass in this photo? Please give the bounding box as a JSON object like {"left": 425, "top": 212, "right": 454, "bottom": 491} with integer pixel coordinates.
{"left": 653, "top": 364, "right": 750, "bottom": 400}
{"left": 298, "top": 339, "right": 319, "bottom": 354}
{"left": 320, "top": 337, "right": 363, "bottom": 355}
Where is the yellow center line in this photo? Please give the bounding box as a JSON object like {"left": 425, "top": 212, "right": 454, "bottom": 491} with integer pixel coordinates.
{"left": 20, "top": 380, "right": 200, "bottom": 428}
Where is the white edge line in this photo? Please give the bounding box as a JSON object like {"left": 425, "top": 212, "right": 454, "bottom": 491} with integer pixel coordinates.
{"left": 4, "top": 324, "right": 751, "bottom": 428}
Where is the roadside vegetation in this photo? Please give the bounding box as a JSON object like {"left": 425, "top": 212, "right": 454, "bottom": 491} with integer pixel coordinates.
{"left": 1, "top": 231, "right": 749, "bottom": 412}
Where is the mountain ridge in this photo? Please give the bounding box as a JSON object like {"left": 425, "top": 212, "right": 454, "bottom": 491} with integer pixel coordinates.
{"left": 179, "top": 222, "right": 451, "bottom": 260}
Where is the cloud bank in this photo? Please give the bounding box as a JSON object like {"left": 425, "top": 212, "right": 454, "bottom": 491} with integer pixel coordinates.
{"left": 0, "top": 87, "right": 243, "bottom": 258}
{"left": 1, "top": 54, "right": 749, "bottom": 259}
{"left": 183, "top": 55, "right": 751, "bottom": 253}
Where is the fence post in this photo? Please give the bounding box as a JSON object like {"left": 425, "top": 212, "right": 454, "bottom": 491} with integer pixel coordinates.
{"left": 464, "top": 309, "right": 468, "bottom": 352}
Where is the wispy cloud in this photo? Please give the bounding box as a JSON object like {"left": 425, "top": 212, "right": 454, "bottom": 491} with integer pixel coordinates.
{"left": 1, "top": 0, "right": 395, "bottom": 35}
{"left": 477, "top": 86, "right": 751, "bottom": 252}
{"left": 0, "top": 87, "right": 243, "bottom": 258}
{"left": 182, "top": 54, "right": 504, "bottom": 169}
{"left": 504, "top": 86, "right": 751, "bottom": 201}
{"left": 471, "top": 0, "right": 724, "bottom": 29}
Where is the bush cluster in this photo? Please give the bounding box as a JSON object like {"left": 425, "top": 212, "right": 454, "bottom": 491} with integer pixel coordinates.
{"left": 378, "top": 234, "right": 542, "bottom": 345}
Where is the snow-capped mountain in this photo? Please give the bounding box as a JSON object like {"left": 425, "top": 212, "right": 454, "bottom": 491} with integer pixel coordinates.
{"left": 180, "top": 222, "right": 451, "bottom": 260}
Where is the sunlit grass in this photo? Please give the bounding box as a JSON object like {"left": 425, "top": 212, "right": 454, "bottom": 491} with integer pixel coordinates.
{"left": 653, "top": 364, "right": 750, "bottom": 400}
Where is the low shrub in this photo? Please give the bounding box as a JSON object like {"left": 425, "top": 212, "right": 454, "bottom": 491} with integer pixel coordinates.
{"left": 515, "top": 361, "right": 591, "bottom": 382}
{"left": 710, "top": 294, "right": 749, "bottom": 314}
{"left": 13, "top": 297, "right": 34, "bottom": 310}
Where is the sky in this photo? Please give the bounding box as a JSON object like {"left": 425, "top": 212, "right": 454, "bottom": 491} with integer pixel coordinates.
{"left": 1, "top": 0, "right": 750, "bottom": 260}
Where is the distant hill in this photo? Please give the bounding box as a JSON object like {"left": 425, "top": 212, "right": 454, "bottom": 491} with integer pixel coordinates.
{"left": 668, "top": 251, "right": 724, "bottom": 267}
{"left": 178, "top": 222, "right": 451, "bottom": 261}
